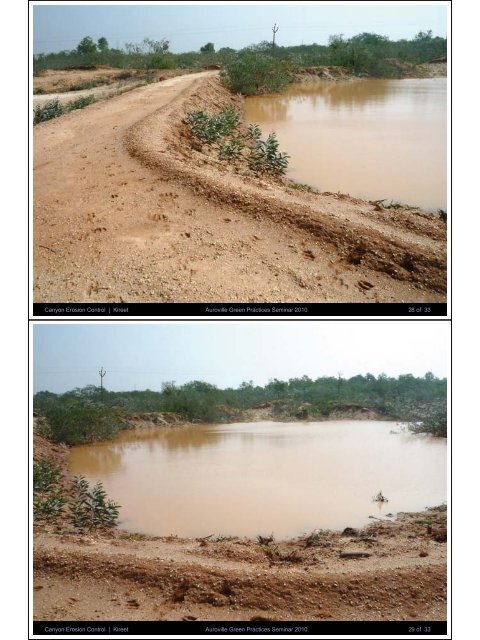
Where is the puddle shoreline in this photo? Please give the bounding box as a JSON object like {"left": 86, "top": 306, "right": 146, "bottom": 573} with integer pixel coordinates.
{"left": 69, "top": 420, "right": 447, "bottom": 539}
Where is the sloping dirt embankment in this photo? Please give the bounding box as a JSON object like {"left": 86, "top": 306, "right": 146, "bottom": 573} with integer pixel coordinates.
{"left": 294, "top": 61, "right": 447, "bottom": 81}
{"left": 34, "top": 521, "right": 447, "bottom": 622}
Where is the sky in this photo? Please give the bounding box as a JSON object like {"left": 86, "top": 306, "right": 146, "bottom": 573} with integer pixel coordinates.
{"left": 32, "top": 321, "right": 450, "bottom": 393}
{"left": 32, "top": 2, "right": 448, "bottom": 55}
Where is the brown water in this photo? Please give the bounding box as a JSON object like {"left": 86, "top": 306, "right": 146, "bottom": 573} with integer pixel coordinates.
{"left": 244, "top": 78, "right": 447, "bottom": 211}
{"left": 69, "top": 421, "right": 447, "bottom": 538}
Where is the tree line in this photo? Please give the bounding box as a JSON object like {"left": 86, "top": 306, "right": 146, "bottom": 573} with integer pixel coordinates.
{"left": 33, "top": 30, "right": 446, "bottom": 80}
{"left": 34, "top": 372, "right": 447, "bottom": 444}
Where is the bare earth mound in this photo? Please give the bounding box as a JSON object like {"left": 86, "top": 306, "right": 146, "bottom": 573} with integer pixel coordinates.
{"left": 34, "top": 514, "right": 447, "bottom": 622}
{"left": 34, "top": 72, "right": 446, "bottom": 303}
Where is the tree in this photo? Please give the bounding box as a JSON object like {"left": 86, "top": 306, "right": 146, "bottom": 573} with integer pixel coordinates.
{"left": 161, "top": 381, "right": 177, "bottom": 395}
{"left": 327, "top": 34, "right": 351, "bottom": 67}
{"left": 77, "top": 36, "right": 97, "bottom": 55}
{"left": 143, "top": 37, "right": 170, "bottom": 54}
{"left": 415, "top": 30, "right": 433, "bottom": 41}
{"left": 140, "top": 38, "right": 173, "bottom": 69}
{"left": 217, "top": 47, "right": 236, "bottom": 63}
{"left": 200, "top": 42, "right": 215, "bottom": 54}
{"left": 220, "top": 51, "right": 292, "bottom": 95}
{"left": 182, "top": 380, "right": 218, "bottom": 393}
{"left": 41, "top": 397, "right": 121, "bottom": 444}
{"left": 97, "top": 37, "right": 109, "bottom": 52}
{"left": 408, "top": 398, "right": 446, "bottom": 438}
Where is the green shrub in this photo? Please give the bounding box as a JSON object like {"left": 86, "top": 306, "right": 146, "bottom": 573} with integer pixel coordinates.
{"left": 33, "top": 99, "right": 64, "bottom": 124}
{"left": 70, "top": 475, "right": 120, "bottom": 530}
{"left": 34, "top": 491, "right": 67, "bottom": 521}
{"left": 33, "top": 458, "right": 120, "bottom": 529}
{"left": 220, "top": 52, "right": 293, "bottom": 95}
{"left": 66, "top": 95, "right": 96, "bottom": 111}
{"left": 246, "top": 122, "right": 262, "bottom": 143}
{"left": 185, "top": 110, "right": 289, "bottom": 176}
{"left": 408, "top": 399, "right": 447, "bottom": 437}
{"left": 41, "top": 399, "right": 122, "bottom": 444}
{"left": 33, "top": 458, "right": 62, "bottom": 493}
{"left": 33, "top": 94, "right": 95, "bottom": 125}
{"left": 146, "top": 54, "right": 176, "bottom": 69}
{"left": 248, "top": 129, "right": 289, "bottom": 176}
{"left": 290, "top": 181, "right": 318, "bottom": 193}
{"left": 185, "top": 107, "right": 240, "bottom": 145}
{"left": 33, "top": 459, "right": 67, "bottom": 522}
{"left": 66, "top": 79, "right": 102, "bottom": 92}
{"left": 218, "top": 136, "right": 245, "bottom": 161}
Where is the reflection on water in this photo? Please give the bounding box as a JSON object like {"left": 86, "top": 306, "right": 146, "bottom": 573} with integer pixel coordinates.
{"left": 69, "top": 421, "right": 447, "bottom": 538}
{"left": 244, "top": 78, "right": 447, "bottom": 210}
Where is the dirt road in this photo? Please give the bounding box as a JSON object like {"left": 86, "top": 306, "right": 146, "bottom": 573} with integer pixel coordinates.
{"left": 33, "top": 72, "right": 446, "bottom": 303}
{"left": 33, "top": 84, "right": 130, "bottom": 107}
{"left": 32, "top": 69, "right": 198, "bottom": 108}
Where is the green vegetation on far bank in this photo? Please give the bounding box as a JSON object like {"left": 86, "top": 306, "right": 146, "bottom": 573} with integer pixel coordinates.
{"left": 34, "top": 31, "right": 447, "bottom": 94}
{"left": 36, "top": 387, "right": 123, "bottom": 444}
{"left": 34, "top": 372, "right": 447, "bottom": 445}
{"left": 220, "top": 51, "right": 293, "bottom": 95}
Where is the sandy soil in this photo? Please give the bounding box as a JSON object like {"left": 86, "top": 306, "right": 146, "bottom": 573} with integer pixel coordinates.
{"left": 33, "top": 511, "right": 447, "bottom": 622}
{"left": 33, "top": 71, "right": 446, "bottom": 303}
{"left": 33, "top": 428, "right": 447, "bottom": 622}
{"left": 33, "top": 84, "right": 141, "bottom": 108}
{"left": 33, "top": 68, "right": 198, "bottom": 107}
{"left": 34, "top": 67, "right": 128, "bottom": 93}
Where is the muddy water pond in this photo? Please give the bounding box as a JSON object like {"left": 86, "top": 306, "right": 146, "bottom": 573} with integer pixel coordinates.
{"left": 244, "top": 78, "right": 447, "bottom": 211}
{"left": 69, "top": 421, "right": 446, "bottom": 539}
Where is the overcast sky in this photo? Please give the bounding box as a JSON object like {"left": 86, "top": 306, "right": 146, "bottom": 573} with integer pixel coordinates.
{"left": 32, "top": 2, "right": 449, "bottom": 55}
{"left": 33, "top": 322, "right": 449, "bottom": 393}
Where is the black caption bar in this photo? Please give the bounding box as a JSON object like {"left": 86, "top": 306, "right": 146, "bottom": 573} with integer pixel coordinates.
{"left": 32, "top": 620, "right": 448, "bottom": 636}
{"left": 32, "top": 303, "right": 447, "bottom": 317}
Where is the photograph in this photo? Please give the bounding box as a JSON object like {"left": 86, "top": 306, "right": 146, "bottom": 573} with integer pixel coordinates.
{"left": 31, "top": 1, "right": 449, "bottom": 316}
{"left": 31, "top": 321, "right": 449, "bottom": 635}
